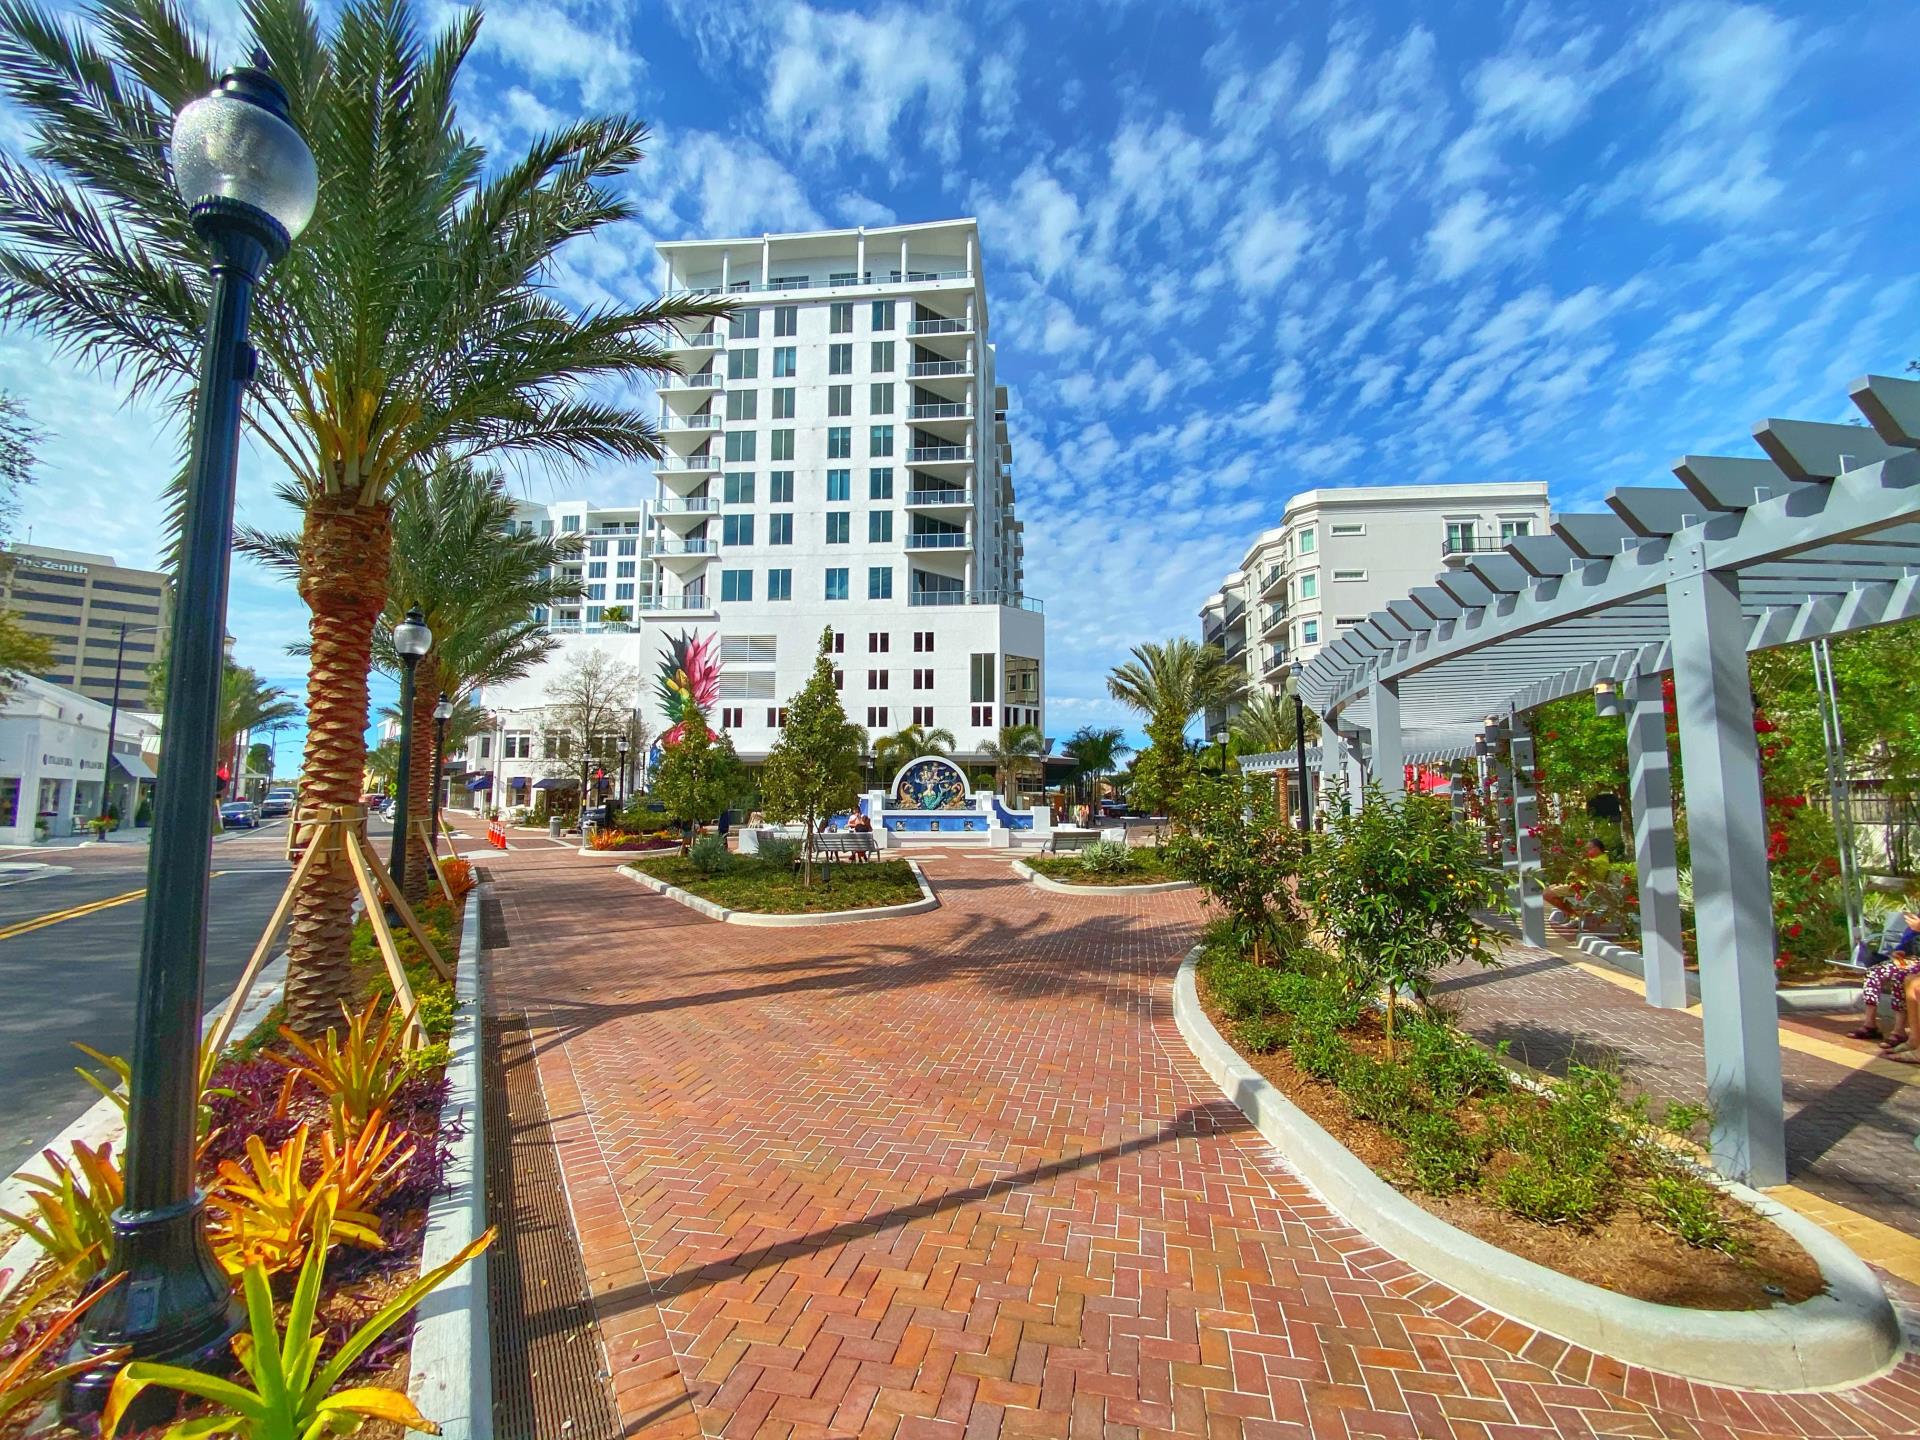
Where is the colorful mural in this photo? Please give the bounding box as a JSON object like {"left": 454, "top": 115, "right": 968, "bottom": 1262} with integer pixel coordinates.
{"left": 893, "top": 756, "right": 972, "bottom": 810}
{"left": 654, "top": 631, "right": 720, "bottom": 744}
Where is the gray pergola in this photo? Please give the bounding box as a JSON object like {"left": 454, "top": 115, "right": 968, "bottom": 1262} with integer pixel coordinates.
{"left": 1297, "top": 374, "right": 1920, "bottom": 1187}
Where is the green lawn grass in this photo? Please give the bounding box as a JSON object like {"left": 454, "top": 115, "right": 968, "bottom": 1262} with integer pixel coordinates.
{"left": 629, "top": 854, "right": 924, "bottom": 913}
{"left": 1025, "top": 849, "right": 1178, "bottom": 885}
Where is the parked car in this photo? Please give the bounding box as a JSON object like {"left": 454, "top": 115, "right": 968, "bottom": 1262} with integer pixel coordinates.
{"left": 219, "top": 800, "right": 259, "bottom": 829}
{"left": 258, "top": 787, "right": 295, "bottom": 818}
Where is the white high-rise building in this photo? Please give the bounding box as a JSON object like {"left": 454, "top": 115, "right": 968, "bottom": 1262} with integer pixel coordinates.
{"left": 1201, "top": 482, "right": 1550, "bottom": 733}
{"left": 478, "top": 220, "right": 1044, "bottom": 789}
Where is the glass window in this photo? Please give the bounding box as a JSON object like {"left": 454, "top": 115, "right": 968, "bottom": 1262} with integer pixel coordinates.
{"left": 772, "top": 346, "right": 796, "bottom": 377}
{"left": 588, "top": 561, "right": 606, "bottom": 578}
{"left": 870, "top": 340, "right": 894, "bottom": 372}
{"left": 872, "top": 300, "right": 895, "bottom": 329}
{"left": 1298, "top": 572, "right": 1318, "bottom": 600}
{"left": 587, "top": 584, "right": 604, "bottom": 600}
{"left": 870, "top": 424, "right": 894, "bottom": 457}
{"left": 869, "top": 566, "right": 893, "bottom": 600}
{"left": 724, "top": 431, "right": 755, "bottom": 462}
{"left": 828, "top": 343, "right": 853, "bottom": 375}
{"left": 771, "top": 386, "right": 795, "bottom": 419}
{"left": 562, "top": 515, "right": 581, "bottom": 532}
{"left": 827, "top": 426, "right": 851, "bottom": 459}
{"left": 616, "top": 561, "right": 636, "bottom": 578}
{"left": 771, "top": 429, "right": 794, "bottom": 461}
{"left": 614, "top": 582, "right": 634, "bottom": 600}
{"left": 767, "top": 568, "right": 792, "bottom": 600}
{"left": 725, "top": 390, "right": 756, "bottom": 421}
{"left": 723, "top": 472, "right": 754, "bottom": 504}
{"left": 1302, "top": 619, "right": 1320, "bottom": 645}
{"left": 828, "top": 384, "right": 852, "bottom": 417}
{"left": 825, "top": 567, "right": 849, "bottom": 601}
{"left": 869, "top": 511, "right": 892, "bottom": 542}
{"left": 720, "top": 569, "right": 753, "bottom": 602}
{"left": 722, "top": 514, "right": 753, "bottom": 546}
{"left": 726, "top": 349, "right": 758, "bottom": 379}
{"left": 869, "top": 467, "right": 893, "bottom": 499}
{"left": 618, "top": 538, "right": 637, "bottom": 556}
{"left": 769, "top": 471, "right": 794, "bottom": 503}
{"left": 826, "top": 469, "right": 851, "bottom": 501}
{"left": 826, "top": 512, "right": 850, "bottom": 544}
{"left": 589, "top": 538, "right": 607, "bottom": 556}
{"left": 870, "top": 381, "right": 894, "bottom": 414}
{"left": 729, "top": 308, "right": 760, "bottom": 339}
{"left": 768, "top": 513, "right": 793, "bottom": 545}
{"left": 1500, "top": 518, "right": 1532, "bottom": 540}
{"left": 1297, "top": 527, "right": 1316, "bottom": 555}
{"left": 773, "top": 305, "right": 797, "bottom": 337}
{"left": 830, "top": 302, "right": 853, "bottom": 334}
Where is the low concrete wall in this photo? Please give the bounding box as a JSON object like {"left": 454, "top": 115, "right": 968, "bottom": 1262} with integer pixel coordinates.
{"left": 1570, "top": 932, "right": 1863, "bottom": 1013}
{"left": 620, "top": 859, "right": 938, "bottom": 926}
{"left": 1011, "top": 859, "right": 1194, "bottom": 896}
{"left": 1173, "top": 949, "right": 1901, "bottom": 1391}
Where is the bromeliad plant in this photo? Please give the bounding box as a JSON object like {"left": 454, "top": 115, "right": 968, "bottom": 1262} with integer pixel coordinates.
{"left": 0, "top": 1140, "right": 122, "bottom": 1268}
{"left": 103, "top": 1193, "right": 495, "bottom": 1439}
{"left": 0, "top": 1251, "right": 126, "bottom": 1424}
{"left": 207, "top": 1125, "right": 381, "bottom": 1277}
{"left": 277, "top": 996, "right": 417, "bottom": 1130}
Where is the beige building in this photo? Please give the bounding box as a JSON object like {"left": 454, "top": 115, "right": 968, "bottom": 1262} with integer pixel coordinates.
{"left": 0, "top": 544, "right": 172, "bottom": 709}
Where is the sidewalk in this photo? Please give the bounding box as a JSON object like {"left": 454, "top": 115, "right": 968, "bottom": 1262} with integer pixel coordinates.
{"left": 475, "top": 840, "right": 1920, "bottom": 1440}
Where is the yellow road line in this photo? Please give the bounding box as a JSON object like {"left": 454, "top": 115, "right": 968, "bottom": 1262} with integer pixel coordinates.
{"left": 0, "top": 871, "right": 229, "bottom": 942}
{"left": 1763, "top": 1184, "right": 1920, "bottom": 1287}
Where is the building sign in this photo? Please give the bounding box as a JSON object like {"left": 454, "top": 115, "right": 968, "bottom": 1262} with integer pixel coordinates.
{"left": 18, "top": 557, "right": 88, "bottom": 575}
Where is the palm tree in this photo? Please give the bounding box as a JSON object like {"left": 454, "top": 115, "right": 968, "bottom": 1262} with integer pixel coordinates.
{"left": 220, "top": 665, "right": 301, "bottom": 800}
{"left": 244, "top": 460, "right": 584, "bottom": 907}
{"left": 1106, "top": 637, "right": 1244, "bottom": 730}
{"left": 871, "top": 722, "right": 956, "bottom": 785}
{"left": 1230, "top": 688, "right": 1317, "bottom": 754}
{"left": 978, "top": 723, "right": 1045, "bottom": 805}
{"left": 1064, "top": 725, "right": 1129, "bottom": 816}
{"left": 0, "top": 0, "right": 726, "bottom": 1029}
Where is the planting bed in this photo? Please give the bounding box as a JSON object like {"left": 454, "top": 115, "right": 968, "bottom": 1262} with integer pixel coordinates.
{"left": 627, "top": 854, "right": 922, "bottom": 914}
{"left": 1023, "top": 847, "right": 1179, "bottom": 886}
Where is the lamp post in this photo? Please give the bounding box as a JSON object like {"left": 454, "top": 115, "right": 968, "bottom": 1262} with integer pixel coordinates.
{"left": 1209, "top": 729, "right": 1229, "bottom": 775}
{"left": 1290, "top": 659, "right": 1311, "bottom": 854}
{"left": 430, "top": 692, "right": 453, "bottom": 861}
{"left": 98, "top": 620, "right": 161, "bottom": 825}
{"left": 68, "top": 60, "right": 316, "bottom": 1415}
{"left": 617, "top": 733, "right": 631, "bottom": 808}
{"left": 388, "top": 608, "right": 432, "bottom": 894}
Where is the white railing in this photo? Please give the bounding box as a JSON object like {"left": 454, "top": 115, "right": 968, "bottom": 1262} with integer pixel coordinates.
{"left": 651, "top": 497, "right": 719, "bottom": 514}
{"left": 654, "top": 454, "right": 720, "bottom": 471}
{"left": 909, "top": 317, "right": 969, "bottom": 334}
{"left": 906, "top": 489, "right": 968, "bottom": 506}
{"left": 907, "top": 589, "right": 1042, "bottom": 612}
{"left": 908, "top": 360, "right": 969, "bottom": 377}
{"left": 905, "top": 532, "right": 969, "bottom": 550}
{"left": 907, "top": 402, "right": 969, "bottom": 420}
{"left": 907, "top": 446, "right": 969, "bottom": 463}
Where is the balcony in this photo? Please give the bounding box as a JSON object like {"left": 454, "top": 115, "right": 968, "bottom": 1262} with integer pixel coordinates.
{"left": 908, "top": 360, "right": 970, "bottom": 378}
{"left": 909, "top": 317, "right": 970, "bottom": 335}
{"left": 663, "top": 370, "right": 722, "bottom": 391}
{"left": 669, "top": 270, "right": 968, "bottom": 298}
{"left": 666, "top": 330, "right": 723, "bottom": 351}
{"left": 907, "top": 401, "right": 970, "bottom": 421}
{"left": 639, "top": 591, "right": 717, "bottom": 612}
{"left": 645, "top": 536, "right": 719, "bottom": 557}
{"left": 1224, "top": 633, "right": 1248, "bottom": 661}
{"left": 1262, "top": 647, "right": 1292, "bottom": 679}
{"left": 1442, "top": 528, "right": 1527, "bottom": 559}
{"left": 906, "top": 445, "right": 970, "bottom": 465}
{"left": 905, "top": 488, "right": 969, "bottom": 508}
{"left": 661, "top": 411, "right": 720, "bottom": 430}
{"left": 1259, "top": 602, "right": 1289, "bottom": 639}
{"left": 905, "top": 531, "right": 970, "bottom": 551}
{"left": 907, "top": 588, "right": 1043, "bottom": 612}
{"left": 1258, "top": 565, "right": 1287, "bottom": 600}
{"left": 653, "top": 453, "right": 720, "bottom": 473}
{"left": 651, "top": 496, "right": 720, "bottom": 515}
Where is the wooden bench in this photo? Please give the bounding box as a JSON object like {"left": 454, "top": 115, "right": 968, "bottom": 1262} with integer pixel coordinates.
{"left": 1048, "top": 829, "right": 1101, "bottom": 854}
{"left": 811, "top": 833, "right": 877, "bottom": 875}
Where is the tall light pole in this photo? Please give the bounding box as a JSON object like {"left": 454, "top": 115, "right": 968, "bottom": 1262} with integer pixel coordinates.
{"left": 388, "top": 608, "right": 432, "bottom": 894}
{"left": 69, "top": 59, "right": 316, "bottom": 1415}
{"left": 430, "top": 692, "right": 452, "bottom": 861}
{"left": 97, "top": 619, "right": 160, "bottom": 825}
{"left": 1290, "top": 659, "right": 1311, "bottom": 855}
{"left": 617, "top": 733, "right": 631, "bottom": 808}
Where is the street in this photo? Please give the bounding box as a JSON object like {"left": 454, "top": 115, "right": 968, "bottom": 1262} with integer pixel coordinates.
{"left": 0, "top": 816, "right": 392, "bottom": 1173}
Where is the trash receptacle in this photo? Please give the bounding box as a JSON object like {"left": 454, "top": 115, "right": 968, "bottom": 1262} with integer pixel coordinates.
{"left": 548, "top": 816, "right": 563, "bottom": 839}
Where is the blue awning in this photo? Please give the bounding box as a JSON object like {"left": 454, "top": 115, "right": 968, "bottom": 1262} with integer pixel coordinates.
{"left": 466, "top": 774, "right": 493, "bottom": 791}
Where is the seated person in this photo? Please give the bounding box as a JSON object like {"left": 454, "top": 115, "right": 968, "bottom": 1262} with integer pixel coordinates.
{"left": 1851, "top": 907, "right": 1920, "bottom": 1042}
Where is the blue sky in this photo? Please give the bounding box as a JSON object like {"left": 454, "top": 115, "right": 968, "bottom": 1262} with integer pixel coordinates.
{"left": 2, "top": 0, "right": 1917, "bottom": 762}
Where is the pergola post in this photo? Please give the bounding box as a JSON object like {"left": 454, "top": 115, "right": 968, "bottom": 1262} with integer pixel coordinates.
{"left": 1320, "top": 728, "right": 1345, "bottom": 813}
{"left": 1625, "top": 672, "right": 1688, "bottom": 1010}
{"left": 1343, "top": 729, "right": 1368, "bottom": 802}
{"left": 1370, "top": 678, "right": 1404, "bottom": 798}
{"left": 1491, "top": 732, "right": 1516, "bottom": 872}
{"left": 1667, "top": 559, "right": 1785, "bottom": 1186}
{"left": 1508, "top": 710, "right": 1546, "bottom": 948}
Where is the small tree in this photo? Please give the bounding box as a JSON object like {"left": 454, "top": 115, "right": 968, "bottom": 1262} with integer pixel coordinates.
{"left": 652, "top": 705, "right": 742, "bottom": 851}
{"left": 1126, "top": 708, "right": 1196, "bottom": 830}
{"left": 1165, "top": 771, "right": 1306, "bottom": 965}
{"left": 1306, "top": 783, "right": 1510, "bottom": 1048}
{"left": 761, "top": 629, "right": 867, "bottom": 885}
{"left": 541, "top": 650, "right": 638, "bottom": 805}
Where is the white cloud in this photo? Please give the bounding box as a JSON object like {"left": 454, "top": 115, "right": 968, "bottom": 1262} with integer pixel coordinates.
{"left": 1424, "top": 190, "right": 1557, "bottom": 280}
{"left": 1230, "top": 209, "right": 1313, "bottom": 292}
{"left": 641, "top": 129, "right": 824, "bottom": 238}
{"left": 834, "top": 192, "right": 898, "bottom": 227}
{"left": 973, "top": 162, "right": 1082, "bottom": 279}
{"left": 470, "top": 3, "right": 645, "bottom": 108}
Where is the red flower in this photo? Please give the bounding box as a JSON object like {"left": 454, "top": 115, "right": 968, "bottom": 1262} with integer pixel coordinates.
{"left": 1754, "top": 714, "right": 1778, "bottom": 734}
{"left": 1786, "top": 922, "right": 1803, "bottom": 939}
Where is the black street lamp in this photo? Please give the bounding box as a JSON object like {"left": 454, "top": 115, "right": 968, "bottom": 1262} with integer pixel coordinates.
{"left": 68, "top": 60, "right": 316, "bottom": 1415}
{"left": 430, "top": 692, "right": 452, "bottom": 860}
{"left": 388, "top": 608, "right": 432, "bottom": 894}
{"left": 617, "top": 733, "right": 631, "bottom": 807}
{"left": 1290, "top": 659, "right": 1311, "bottom": 854}
{"left": 98, "top": 619, "right": 161, "bottom": 825}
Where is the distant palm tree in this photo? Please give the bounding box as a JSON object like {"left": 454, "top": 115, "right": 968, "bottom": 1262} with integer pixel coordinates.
{"left": 871, "top": 722, "right": 956, "bottom": 784}
{"left": 1230, "top": 687, "right": 1318, "bottom": 755}
{"left": 1064, "top": 725, "right": 1129, "bottom": 815}
{"left": 0, "top": 0, "right": 725, "bottom": 1031}
{"left": 1106, "top": 637, "right": 1243, "bottom": 730}
{"left": 978, "top": 723, "right": 1045, "bottom": 804}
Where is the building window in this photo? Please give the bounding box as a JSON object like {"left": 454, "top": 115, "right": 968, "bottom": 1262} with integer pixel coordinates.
{"left": 866, "top": 705, "right": 889, "bottom": 727}
{"left": 1329, "top": 522, "right": 1365, "bottom": 537}
{"left": 913, "top": 668, "right": 932, "bottom": 689}
{"left": 767, "top": 568, "right": 792, "bottom": 600}
{"left": 616, "top": 561, "right": 636, "bottom": 578}
{"left": 589, "top": 538, "right": 608, "bottom": 556}
{"left": 722, "top": 514, "right": 754, "bottom": 546}
{"left": 872, "top": 300, "right": 895, "bottom": 329}
{"left": 1298, "top": 573, "right": 1318, "bottom": 600}
{"left": 586, "top": 584, "right": 604, "bottom": 600}
{"left": 826, "top": 469, "right": 851, "bottom": 501}
{"left": 869, "top": 467, "right": 894, "bottom": 499}
{"left": 562, "top": 515, "right": 581, "bottom": 532}
{"left": 1335, "top": 615, "right": 1366, "bottom": 628}
{"left": 724, "top": 431, "right": 755, "bottom": 462}
{"left": 721, "top": 706, "right": 744, "bottom": 729}
{"left": 767, "top": 707, "right": 790, "bottom": 729}
{"left": 725, "top": 390, "right": 756, "bottom": 421}
{"left": 832, "top": 631, "right": 845, "bottom": 653}
{"left": 869, "top": 566, "right": 893, "bottom": 599}
{"left": 913, "top": 630, "right": 934, "bottom": 652}
{"left": 833, "top": 669, "right": 845, "bottom": 690}
{"left": 867, "top": 669, "right": 889, "bottom": 689}
{"left": 770, "top": 429, "right": 794, "bottom": 461}
{"left": 871, "top": 341, "right": 895, "bottom": 372}
{"left": 723, "top": 472, "right": 754, "bottom": 504}
{"left": 771, "top": 386, "right": 795, "bottom": 419}
{"left": 825, "top": 568, "right": 849, "bottom": 601}
{"left": 769, "top": 470, "right": 794, "bottom": 503}
{"left": 870, "top": 424, "right": 894, "bottom": 457}
{"left": 615, "top": 583, "right": 634, "bottom": 600}
{"left": 826, "top": 512, "right": 850, "bottom": 544}
{"left": 772, "top": 345, "right": 796, "bottom": 377}
{"left": 971, "top": 705, "right": 990, "bottom": 727}
{"left": 868, "top": 632, "right": 889, "bottom": 652}
{"left": 870, "top": 381, "right": 894, "bottom": 414}
{"left": 827, "top": 426, "right": 851, "bottom": 459}
{"left": 828, "top": 342, "right": 853, "bottom": 375}
{"left": 912, "top": 705, "right": 933, "bottom": 727}
{"left": 587, "top": 561, "right": 606, "bottom": 579}
{"left": 1331, "top": 568, "right": 1365, "bottom": 582}
{"left": 768, "top": 513, "right": 793, "bottom": 545}
{"left": 970, "top": 654, "right": 995, "bottom": 703}
{"left": 1301, "top": 619, "right": 1320, "bottom": 645}
{"left": 868, "top": 511, "right": 892, "bottom": 543}
{"left": 830, "top": 301, "right": 854, "bottom": 334}
{"left": 729, "top": 308, "right": 760, "bottom": 339}
{"left": 1501, "top": 518, "right": 1532, "bottom": 540}
{"left": 726, "top": 349, "right": 757, "bottom": 380}
{"left": 720, "top": 569, "right": 752, "bottom": 602}
{"left": 773, "top": 305, "right": 797, "bottom": 337}
{"left": 618, "top": 538, "right": 637, "bottom": 556}
{"left": 828, "top": 384, "right": 852, "bottom": 417}
{"left": 1297, "top": 527, "right": 1316, "bottom": 555}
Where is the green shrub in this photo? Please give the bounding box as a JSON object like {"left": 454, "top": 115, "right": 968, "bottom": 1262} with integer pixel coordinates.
{"left": 1165, "top": 771, "right": 1306, "bottom": 964}
{"left": 1398, "top": 1113, "right": 1483, "bottom": 1194}
{"left": 1291, "top": 1029, "right": 1351, "bottom": 1082}
{"left": 689, "top": 833, "right": 731, "bottom": 874}
{"left": 1490, "top": 1153, "right": 1613, "bottom": 1225}
{"left": 1339, "top": 1053, "right": 1417, "bottom": 1130}
{"left": 1488, "top": 1065, "right": 1625, "bottom": 1226}
{"left": 1639, "top": 1171, "right": 1745, "bottom": 1253}
{"left": 1236, "top": 1016, "right": 1288, "bottom": 1054}
{"left": 1401, "top": 1015, "right": 1509, "bottom": 1108}
{"left": 758, "top": 836, "right": 800, "bottom": 868}
{"left": 1658, "top": 1100, "right": 1712, "bottom": 1139}
{"left": 1079, "top": 840, "right": 1136, "bottom": 876}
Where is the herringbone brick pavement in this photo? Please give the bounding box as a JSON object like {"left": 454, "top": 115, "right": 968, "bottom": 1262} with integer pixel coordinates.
{"left": 479, "top": 844, "right": 1920, "bottom": 1439}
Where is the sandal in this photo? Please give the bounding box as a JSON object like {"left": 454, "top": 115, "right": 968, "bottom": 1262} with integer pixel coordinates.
{"left": 1879, "top": 1033, "right": 1908, "bottom": 1050}
{"left": 1849, "top": 1024, "right": 1884, "bottom": 1040}
{"left": 1884, "top": 1050, "right": 1920, "bottom": 1066}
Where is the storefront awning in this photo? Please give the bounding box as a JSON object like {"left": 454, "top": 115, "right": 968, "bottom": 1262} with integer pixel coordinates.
{"left": 112, "top": 752, "right": 156, "bottom": 781}
{"left": 532, "top": 776, "right": 578, "bottom": 790}
{"left": 466, "top": 774, "right": 493, "bottom": 791}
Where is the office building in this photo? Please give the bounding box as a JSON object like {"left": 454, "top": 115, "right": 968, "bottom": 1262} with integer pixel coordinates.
{"left": 0, "top": 544, "right": 171, "bottom": 709}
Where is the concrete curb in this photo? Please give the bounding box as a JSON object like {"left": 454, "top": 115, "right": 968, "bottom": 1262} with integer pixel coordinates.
{"left": 1010, "top": 858, "right": 1194, "bottom": 895}
{"left": 1172, "top": 947, "right": 1901, "bottom": 1391}
{"left": 619, "top": 858, "right": 938, "bottom": 926}
{"left": 575, "top": 843, "right": 677, "bottom": 858}
{"left": 0, "top": 954, "right": 289, "bottom": 1305}
{"left": 409, "top": 885, "right": 492, "bottom": 1440}
{"left": 1570, "top": 933, "right": 1864, "bottom": 1013}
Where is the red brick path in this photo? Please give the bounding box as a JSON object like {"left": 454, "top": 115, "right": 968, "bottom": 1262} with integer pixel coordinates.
{"left": 477, "top": 842, "right": 1920, "bottom": 1439}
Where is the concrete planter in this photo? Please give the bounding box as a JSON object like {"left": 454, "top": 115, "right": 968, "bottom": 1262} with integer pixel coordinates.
{"left": 1173, "top": 948, "right": 1900, "bottom": 1391}
{"left": 1571, "top": 933, "right": 1864, "bottom": 1014}
{"left": 620, "top": 858, "right": 938, "bottom": 926}
{"left": 1011, "top": 858, "right": 1194, "bottom": 895}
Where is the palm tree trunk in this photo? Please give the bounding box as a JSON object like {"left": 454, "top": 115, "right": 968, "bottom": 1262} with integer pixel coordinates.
{"left": 403, "top": 652, "right": 440, "bottom": 907}
{"left": 285, "top": 495, "right": 393, "bottom": 1036}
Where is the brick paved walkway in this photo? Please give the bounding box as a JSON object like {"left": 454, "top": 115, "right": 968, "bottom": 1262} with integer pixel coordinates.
{"left": 478, "top": 842, "right": 1920, "bottom": 1439}
{"left": 1436, "top": 942, "right": 1920, "bottom": 1235}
